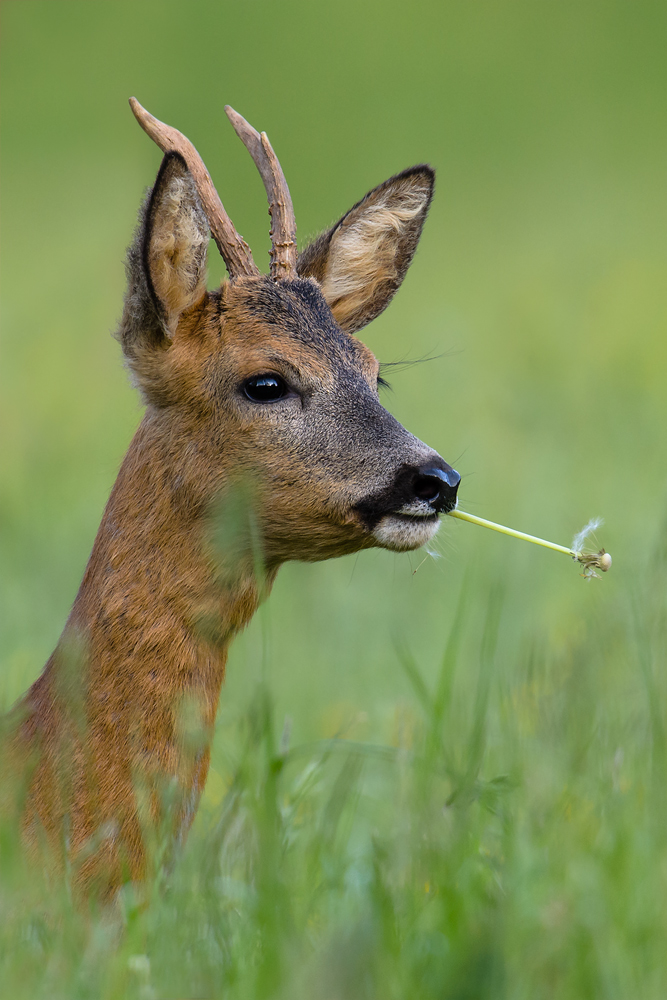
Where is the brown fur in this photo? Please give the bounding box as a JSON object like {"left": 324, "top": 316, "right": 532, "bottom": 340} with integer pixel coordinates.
{"left": 1, "top": 145, "right": 447, "bottom": 899}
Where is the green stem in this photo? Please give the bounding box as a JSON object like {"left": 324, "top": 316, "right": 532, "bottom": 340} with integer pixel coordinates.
{"left": 447, "top": 509, "right": 575, "bottom": 558}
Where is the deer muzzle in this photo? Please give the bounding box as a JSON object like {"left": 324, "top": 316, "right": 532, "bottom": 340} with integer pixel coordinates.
{"left": 354, "top": 455, "right": 460, "bottom": 552}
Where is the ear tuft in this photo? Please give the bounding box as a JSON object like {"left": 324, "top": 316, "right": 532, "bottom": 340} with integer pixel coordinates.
{"left": 298, "top": 166, "right": 434, "bottom": 334}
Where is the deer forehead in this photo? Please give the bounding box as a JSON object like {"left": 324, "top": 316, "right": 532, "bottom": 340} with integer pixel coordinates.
{"left": 216, "top": 277, "right": 379, "bottom": 386}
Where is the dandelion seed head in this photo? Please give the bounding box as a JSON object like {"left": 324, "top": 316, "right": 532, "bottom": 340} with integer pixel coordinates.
{"left": 598, "top": 552, "right": 612, "bottom": 572}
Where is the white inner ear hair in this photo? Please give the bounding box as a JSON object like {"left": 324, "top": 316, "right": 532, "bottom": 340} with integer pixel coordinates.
{"left": 320, "top": 178, "right": 429, "bottom": 328}
{"left": 149, "top": 175, "right": 208, "bottom": 330}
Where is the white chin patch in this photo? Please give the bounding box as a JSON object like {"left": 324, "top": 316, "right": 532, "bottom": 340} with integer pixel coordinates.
{"left": 372, "top": 515, "right": 441, "bottom": 552}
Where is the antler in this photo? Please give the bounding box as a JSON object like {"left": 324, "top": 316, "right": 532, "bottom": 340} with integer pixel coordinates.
{"left": 129, "top": 98, "right": 259, "bottom": 279}
{"left": 224, "top": 106, "right": 297, "bottom": 281}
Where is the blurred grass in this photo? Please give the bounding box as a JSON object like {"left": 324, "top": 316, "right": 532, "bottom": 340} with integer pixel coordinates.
{"left": 2, "top": 0, "right": 667, "bottom": 996}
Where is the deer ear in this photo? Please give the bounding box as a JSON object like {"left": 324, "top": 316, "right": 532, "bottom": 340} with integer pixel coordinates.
{"left": 143, "top": 152, "right": 209, "bottom": 333}
{"left": 297, "top": 166, "right": 434, "bottom": 334}
{"left": 118, "top": 152, "right": 209, "bottom": 374}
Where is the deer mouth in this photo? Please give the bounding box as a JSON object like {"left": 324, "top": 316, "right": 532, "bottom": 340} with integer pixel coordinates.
{"left": 370, "top": 510, "right": 441, "bottom": 552}
{"left": 394, "top": 499, "right": 445, "bottom": 519}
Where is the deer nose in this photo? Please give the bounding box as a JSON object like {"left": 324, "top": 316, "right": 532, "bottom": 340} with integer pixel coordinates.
{"left": 412, "top": 464, "right": 460, "bottom": 513}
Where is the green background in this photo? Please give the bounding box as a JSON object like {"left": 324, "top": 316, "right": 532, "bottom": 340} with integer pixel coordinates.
{"left": 2, "top": 0, "right": 665, "bottom": 729}
{"left": 2, "top": 2, "right": 667, "bottom": 996}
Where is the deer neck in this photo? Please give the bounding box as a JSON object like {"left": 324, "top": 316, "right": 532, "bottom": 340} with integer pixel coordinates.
{"left": 15, "top": 411, "right": 275, "bottom": 883}
{"left": 70, "top": 409, "right": 269, "bottom": 672}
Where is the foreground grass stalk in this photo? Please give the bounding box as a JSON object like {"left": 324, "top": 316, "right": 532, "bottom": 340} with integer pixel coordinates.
{"left": 448, "top": 509, "right": 612, "bottom": 577}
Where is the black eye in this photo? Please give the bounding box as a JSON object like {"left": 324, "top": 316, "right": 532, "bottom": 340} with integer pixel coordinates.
{"left": 242, "top": 373, "right": 290, "bottom": 403}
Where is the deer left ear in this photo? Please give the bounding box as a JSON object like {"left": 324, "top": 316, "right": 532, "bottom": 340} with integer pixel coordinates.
{"left": 117, "top": 152, "right": 210, "bottom": 404}
{"left": 144, "top": 152, "right": 209, "bottom": 333}
{"left": 297, "top": 166, "right": 434, "bottom": 334}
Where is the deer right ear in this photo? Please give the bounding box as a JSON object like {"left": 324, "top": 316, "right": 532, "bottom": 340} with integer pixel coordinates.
{"left": 297, "top": 166, "right": 434, "bottom": 334}
{"left": 117, "top": 153, "right": 209, "bottom": 386}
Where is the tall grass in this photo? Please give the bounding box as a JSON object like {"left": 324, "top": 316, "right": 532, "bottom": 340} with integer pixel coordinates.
{"left": 1, "top": 535, "right": 666, "bottom": 999}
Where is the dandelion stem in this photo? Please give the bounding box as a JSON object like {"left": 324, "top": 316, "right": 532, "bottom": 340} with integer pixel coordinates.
{"left": 448, "top": 509, "right": 574, "bottom": 555}
{"left": 447, "top": 508, "right": 612, "bottom": 575}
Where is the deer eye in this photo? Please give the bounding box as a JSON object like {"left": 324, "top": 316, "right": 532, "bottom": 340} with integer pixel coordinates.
{"left": 242, "top": 374, "right": 290, "bottom": 403}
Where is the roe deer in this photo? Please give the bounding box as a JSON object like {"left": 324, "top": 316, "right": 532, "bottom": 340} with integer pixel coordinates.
{"left": 1, "top": 99, "right": 460, "bottom": 899}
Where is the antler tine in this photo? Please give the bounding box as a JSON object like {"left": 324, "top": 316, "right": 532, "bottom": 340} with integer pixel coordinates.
{"left": 129, "top": 98, "right": 259, "bottom": 279}
{"left": 224, "top": 106, "right": 297, "bottom": 281}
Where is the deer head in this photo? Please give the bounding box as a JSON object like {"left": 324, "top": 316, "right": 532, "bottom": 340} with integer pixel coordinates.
{"left": 118, "top": 100, "right": 460, "bottom": 570}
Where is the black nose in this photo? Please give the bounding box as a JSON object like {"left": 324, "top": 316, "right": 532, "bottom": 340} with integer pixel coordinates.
{"left": 412, "top": 464, "right": 461, "bottom": 513}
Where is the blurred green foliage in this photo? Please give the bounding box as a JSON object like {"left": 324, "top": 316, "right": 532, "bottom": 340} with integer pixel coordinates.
{"left": 1, "top": 0, "right": 667, "bottom": 996}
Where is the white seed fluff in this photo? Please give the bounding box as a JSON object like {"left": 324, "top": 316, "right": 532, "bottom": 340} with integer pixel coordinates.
{"left": 572, "top": 517, "right": 603, "bottom": 556}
